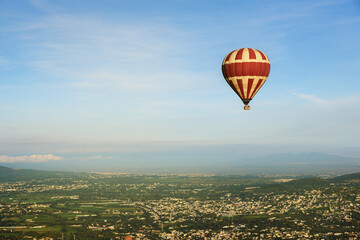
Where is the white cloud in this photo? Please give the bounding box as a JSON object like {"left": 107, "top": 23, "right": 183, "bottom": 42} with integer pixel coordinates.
{"left": 0, "top": 154, "right": 63, "bottom": 163}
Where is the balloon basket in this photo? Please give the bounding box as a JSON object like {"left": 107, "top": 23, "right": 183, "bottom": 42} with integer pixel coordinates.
{"left": 244, "top": 106, "right": 250, "bottom": 110}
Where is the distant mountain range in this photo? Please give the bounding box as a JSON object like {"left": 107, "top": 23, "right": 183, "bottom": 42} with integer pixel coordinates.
{"left": 224, "top": 152, "right": 360, "bottom": 174}
{"left": 0, "top": 152, "right": 359, "bottom": 174}
{"left": 245, "top": 152, "right": 359, "bottom": 165}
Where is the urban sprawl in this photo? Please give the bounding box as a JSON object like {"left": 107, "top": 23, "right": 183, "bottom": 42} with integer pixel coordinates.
{"left": 0, "top": 172, "right": 359, "bottom": 239}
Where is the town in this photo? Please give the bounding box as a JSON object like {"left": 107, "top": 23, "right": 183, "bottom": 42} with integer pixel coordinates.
{"left": 0, "top": 172, "right": 359, "bottom": 239}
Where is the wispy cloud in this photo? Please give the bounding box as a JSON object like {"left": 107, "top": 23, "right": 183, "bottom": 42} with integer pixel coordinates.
{"left": 294, "top": 93, "right": 329, "bottom": 104}
{"left": 0, "top": 154, "right": 63, "bottom": 163}
{"left": 0, "top": 57, "right": 11, "bottom": 70}
{"left": 294, "top": 93, "right": 360, "bottom": 107}
{"left": 27, "top": 0, "right": 61, "bottom": 13}
{"left": 10, "top": 13, "right": 203, "bottom": 95}
{"left": 75, "top": 155, "right": 114, "bottom": 160}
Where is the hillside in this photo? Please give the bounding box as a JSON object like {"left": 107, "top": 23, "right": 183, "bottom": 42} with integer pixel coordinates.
{"left": 0, "top": 165, "right": 77, "bottom": 181}
{"left": 332, "top": 172, "right": 360, "bottom": 181}
{"left": 257, "top": 171, "right": 360, "bottom": 193}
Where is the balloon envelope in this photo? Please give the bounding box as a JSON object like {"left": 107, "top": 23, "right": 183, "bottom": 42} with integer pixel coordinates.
{"left": 222, "top": 48, "right": 270, "bottom": 106}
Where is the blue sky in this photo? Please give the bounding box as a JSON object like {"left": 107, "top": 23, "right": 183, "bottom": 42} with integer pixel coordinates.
{"left": 0, "top": 0, "right": 360, "bottom": 167}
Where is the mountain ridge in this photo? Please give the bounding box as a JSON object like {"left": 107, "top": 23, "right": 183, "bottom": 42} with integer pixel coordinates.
{"left": 0, "top": 152, "right": 358, "bottom": 174}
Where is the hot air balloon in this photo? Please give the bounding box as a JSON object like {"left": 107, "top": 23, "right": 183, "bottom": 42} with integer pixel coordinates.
{"left": 222, "top": 48, "right": 270, "bottom": 110}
